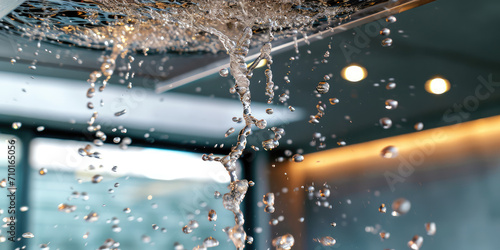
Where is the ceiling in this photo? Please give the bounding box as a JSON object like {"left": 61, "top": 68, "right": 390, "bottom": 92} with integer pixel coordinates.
{"left": 1, "top": 0, "right": 500, "bottom": 157}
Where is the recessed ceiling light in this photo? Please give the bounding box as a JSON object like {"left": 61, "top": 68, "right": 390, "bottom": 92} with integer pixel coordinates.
{"left": 425, "top": 77, "right": 450, "bottom": 95}
{"left": 341, "top": 64, "right": 367, "bottom": 82}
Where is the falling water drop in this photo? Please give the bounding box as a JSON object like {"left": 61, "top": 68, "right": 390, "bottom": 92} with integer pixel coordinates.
{"left": 379, "top": 204, "right": 387, "bottom": 213}
{"left": 203, "top": 237, "right": 220, "bottom": 247}
{"left": 12, "top": 122, "right": 22, "bottom": 130}
{"left": 114, "top": 109, "right": 127, "bottom": 117}
{"left": 208, "top": 210, "right": 217, "bottom": 221}
{"left": 381, "top": 146, "right": 398, "bottom": 158}
{"left": 425, "top": 222, "right": 436, "bottom": 235}
{"left": 39, "top": 168, "right": 47, "bottom": 175}
{"left": 379, "top": 117, "right": 392, "bottom": 129}
{"left": 317, "top": 236, "right": 336, "bottom": 246}
{"left": 381, "top": 38, "right": 393, "bottom": 47}
{"left": 316, "top": 82, "right": 330, "bottom": 94}
{"left": 386, "top": 16, "right": 397, "bottom": 23}
{"left": 379, "top": 231, "right": 390, "bottom": 240}
{"left": 391, "top": 198, "right": 411, "bottom": 216}
{"left": 414, "top": 122, "right": 424, "bottom": 131}
{"left": 380, "top": 28, "right": 391, "bottom": 36}
{"left": 22, "top": 232, "right": 35, "bottom": 238}
{"left": 214, "top": 191, "right": 221, "bottom": 199}
{"left": 92, "top": 175, "right": 103, "bottom": 183}
{"left": 182, "top": 225, "right": 193, "bottom": 234}
{"left": 329, "top": 98, "right": 339, "bottom": 105}
{"left": 225, "top": 127, "right": 235, "bottom": 137}
{"left": 386, "top": 82, "right": 396, "bottom": 89}
{"left": 408, "top": 235, "right": 423, "bottom": 249}
{"left": 86, "top": 87, "right": 95, "bottom": 98}
{"left": 272, "top": 234, "right": 294, "bottom": 249}
{"left": 219, "top": 68, "right": 229, "bottom": 77}
{"left": 385, "top": 99, "right": 398, "bottom": 109}
{"left": 58, "top": 203, "right": 76, "bottom": 213}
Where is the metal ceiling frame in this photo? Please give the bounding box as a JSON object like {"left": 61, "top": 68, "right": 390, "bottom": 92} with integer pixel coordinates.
{"left": 154, "top": 0, "right": 435, "bottom": 93}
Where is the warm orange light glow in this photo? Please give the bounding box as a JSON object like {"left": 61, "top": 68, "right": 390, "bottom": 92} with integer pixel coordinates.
{"left": 341, "top": 64, "right": 367, "bottom": 82}
{"left": 425, "top": 77, "right": 450, "bottom": 94}
{"left": 284, "top": 115, "right": 500, "bottom": 179}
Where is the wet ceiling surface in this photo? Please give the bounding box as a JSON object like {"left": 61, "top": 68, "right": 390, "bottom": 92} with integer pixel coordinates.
{"left": 1, "top": 0, "right": 500, "bottom": 156}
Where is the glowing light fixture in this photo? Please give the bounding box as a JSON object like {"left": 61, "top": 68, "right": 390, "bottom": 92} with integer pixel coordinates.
{"left": 425, "top": 77, "right": 450, "bottom": 95}
{"left": 341, "top": 64, "right": 367, "bottom": 82}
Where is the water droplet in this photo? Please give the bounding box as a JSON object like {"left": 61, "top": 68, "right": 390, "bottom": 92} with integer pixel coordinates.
{"left": 379, "top": 204, "right": 387, "bottom": 213}
{"left": 330, "top": 222, "right": 337, "bottom": 227}
{"left": 263, "top": 193, "right": 275, "bottom": 213}
{"left": 114, "top": 109, "right": 127, "bottom": 117}
{"left": 386, "top": 82, "right": 396, "bottom": 90}
{"left": 203, "top": 236, "right": 219, "bottom": 247}
{"left": 246, "top": 236, "right": 254, "bottom": 244}
{"left": 219, "top": 68, "right": 229, "bottom": 77}
{"left": 86, "top": 87, "right": 95, "bottom": 98}
{"left": 189, "top": 220, "right": 199, "bottom": 228}
{"left": 329, "top": 98, "right": 339, "bottom": 105}
{"left": 20, "top": 206, "right": 29, "bottom": 212}
{"left": 381, "top": 146, "right": 398, "bottom": 158}
{"left": 380, "top": 28, "right": 391, "bottom": 36}
{"left": 408, "top": 235, "right": 423, "bottom": 249}
{"left": 317, "top": 236, "right": 336, "bottom": 246}
{"left": 92, "top": 175, "right": 103, "bottom": 183}
{"left": 379, "top": 231, "right": 390, "bottom": 240}
{"left": 316, "top": 82, "right": 330, "bottom": 94}
{"left": 29, "top": 65, "right": 37, "bottom": 70}
{"left": 152, "top": 224, "right": 159, "bottom": 230}
{"left": 320, "top": 187, "right": 331, "bottom": 198}
{"left": 414, "top": 122, "right": 424, "bottom": 131}
{"left": 266, "top": 108, "right": 274, "bottom": 114}
{"left": 391, "top": 198, "right": 411, "bottom": 216}
{"left": 386, "top": 16, "right": 397, "bottom": 23}
{"left": 214, "top": 191, "right": 221, "bottom": 199}
{"left": 385, "top": 99, "right": 398, "bottom": 109}
{"left": 292, "top": 154, "right": 304, "bottom": 162}
{"left": 0, "top": 179, "right": 6, "bottom": 188}
{"left": 36, "top": 126, "right": 45, "bottom": 132}
{"left": 272, "top": 234, "right": 294, "bottom": 249}
{"left": 288, "top": 106, "right": 295, "bottom": 112}
{"left": 39, "top": 168, "right": 47, "bottom": 175}
{"left": 123, "top": 207, "right": 131, "bottom": 213}
{"left": 112, "top": 225, "right": 122, "bottom": 233}
{"left": 425, "top": 222, "right": 436, "bottom": 235}
{"left": 84, "top": 212, "right": 99, "bottom": 222}
{"left": 381, "top": 38, "right": 393, "bottom": 47}
{"left": 10, "top": 58, "right": 16, "bottom": 64}
{"left": 270, "top": 218, "right": 279, "bottom": 225}
{"left": 22, "top": 232, "right": 34, "bottom": 238}
{"left": 12, "top": 122, "right": 22, "bottom": 130}
{"left": 208, "top": 210, "right": 217, "bottom": 221}
{"left": 141, "top": 235, "right": 151, "bottom": 243}
{"left": 379, "top": 117, "right": 392, "bottom": 129}
{"left": 225, "top": 127, "right": 235, "bottom": 137}
{"left": 182, "top": 225, "right": 193, "bottom": 234}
